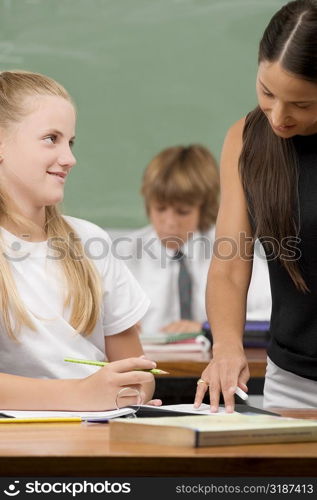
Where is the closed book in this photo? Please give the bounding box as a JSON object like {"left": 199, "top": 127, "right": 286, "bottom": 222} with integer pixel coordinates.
{"left": 141, "top": 332, "right": 211, "bottom": 352}
{"left": 109, "top": 414, "right": 317, "bottom": 448}
{"left": 142, "top": 339, "right": 210, "bottom": 353}
{"left": 202, "top": 320, "right": 271, "bottom": 348}
{"left": 243, "top": 320, "right": 270, "bottom": 347}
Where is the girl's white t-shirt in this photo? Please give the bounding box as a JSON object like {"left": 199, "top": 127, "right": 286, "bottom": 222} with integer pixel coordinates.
{"left": 0, "top": 216, "right": 150, "bottom": 379}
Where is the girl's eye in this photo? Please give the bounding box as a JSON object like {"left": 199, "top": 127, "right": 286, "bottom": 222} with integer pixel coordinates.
{"left": 262, "top": 90, "right": 273, "bottom": 98}
{"left": 44, "top": 135, "right": 57, "bottom": 144}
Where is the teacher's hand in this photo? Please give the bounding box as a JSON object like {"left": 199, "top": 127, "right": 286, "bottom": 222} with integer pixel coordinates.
{"left": 193, "top": 343, "right": 249, "bottom": 413}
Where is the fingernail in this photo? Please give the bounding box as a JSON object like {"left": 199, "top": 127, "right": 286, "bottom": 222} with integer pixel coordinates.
{"left": 210, "top": 406, "right": 217, "bottom": 413}
{"left": 226, "top": 405, "right": 233, "bottom": 413}
{"left": 193, "top": 402, "right": 200, "bottom": 408}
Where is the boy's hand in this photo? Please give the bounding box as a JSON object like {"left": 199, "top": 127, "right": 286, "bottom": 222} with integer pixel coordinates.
{"left": 161, "top": 320, "right": 202, "bottom": 334}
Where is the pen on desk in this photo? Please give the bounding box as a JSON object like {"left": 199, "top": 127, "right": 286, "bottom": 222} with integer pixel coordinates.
{"left": 64, "top": 357, "right": 169, "bottom": 375}
{"left": 0, "top": 417, "right": 82, "bottom": 423}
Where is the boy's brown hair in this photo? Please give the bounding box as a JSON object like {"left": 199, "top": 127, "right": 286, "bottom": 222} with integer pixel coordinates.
{"left": 141, "top": 144, "right": 219, "bottom": 232}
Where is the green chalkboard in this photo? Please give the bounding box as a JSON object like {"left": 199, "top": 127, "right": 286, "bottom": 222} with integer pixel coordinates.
{"left": 0, "top": 0, "right": 284, "bottom": 228}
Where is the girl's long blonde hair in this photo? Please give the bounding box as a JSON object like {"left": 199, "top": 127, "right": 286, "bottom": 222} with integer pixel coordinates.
{"left": 0, "top": 70, "right": 102, "bottom": 338}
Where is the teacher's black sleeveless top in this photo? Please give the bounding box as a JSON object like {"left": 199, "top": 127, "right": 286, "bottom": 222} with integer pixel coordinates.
{"left": 267, "top": 132, "right": 317, "bottom": 380}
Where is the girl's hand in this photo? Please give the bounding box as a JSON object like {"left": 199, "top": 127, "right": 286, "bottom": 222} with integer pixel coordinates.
{"left": 145, "top": 399, "right": 162, "bottom": 406}
{"left": 77, "top": 357, "right": 156, "bottom": 411}
{"left": 194, "top": 343, "right": 249, "bottom": 413}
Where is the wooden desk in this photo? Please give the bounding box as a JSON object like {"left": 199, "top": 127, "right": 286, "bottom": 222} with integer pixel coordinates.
{"left": 1, "top": 409, "right": 316, "bottom": 477}
{"left": 147, "top": 348, "right": 267, "bottom": 379}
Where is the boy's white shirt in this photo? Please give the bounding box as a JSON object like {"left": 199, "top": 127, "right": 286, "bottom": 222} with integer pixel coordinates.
{"left": 111, "top": 225, "right": 272, "bottom": 336}
{"left": 0, "top": 216, "right": 149, "bottom": 379}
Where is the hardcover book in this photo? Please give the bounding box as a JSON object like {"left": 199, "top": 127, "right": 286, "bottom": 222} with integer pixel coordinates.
{"left": 109, "top": 413, "right": 317, "bottom": 447}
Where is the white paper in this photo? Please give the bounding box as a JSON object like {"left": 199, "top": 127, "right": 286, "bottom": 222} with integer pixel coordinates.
{"left": 0, "top": 407, "right": 135, "bottom": 421}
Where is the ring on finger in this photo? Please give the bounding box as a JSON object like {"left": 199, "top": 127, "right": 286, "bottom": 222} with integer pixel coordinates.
{"left": 115, "top": 387, "right": 143, "bottom": 414}
{"left": 197, "top": 378, "right": 209, "bottom": 386}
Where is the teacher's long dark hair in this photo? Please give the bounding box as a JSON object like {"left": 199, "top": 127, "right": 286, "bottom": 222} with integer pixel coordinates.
{"left": 239, "top": 0, "right": 317, "bottom": 292}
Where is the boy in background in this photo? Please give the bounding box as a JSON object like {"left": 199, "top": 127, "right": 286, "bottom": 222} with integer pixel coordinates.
{"left": 116, "top": 145, "right": 271, "bottom": 336}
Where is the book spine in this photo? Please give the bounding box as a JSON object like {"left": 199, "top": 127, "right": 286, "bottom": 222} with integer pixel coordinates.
{"left": 198, "top": 427, "right": 317, "bottom": 447}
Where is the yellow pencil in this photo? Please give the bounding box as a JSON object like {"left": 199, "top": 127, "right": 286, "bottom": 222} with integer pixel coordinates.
{"left": 0, "top": 417, "right": 82, "bottom": 423}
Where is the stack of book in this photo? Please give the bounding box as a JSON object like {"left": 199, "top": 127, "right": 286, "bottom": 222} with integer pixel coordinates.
{"left": 140, "top": 331, "right": 211, "bottom": 353}
{"left": 201, "top": 320, "right": 270, "bottom": 348}
{"left": 243, "top": 320, "right": 270, "bottom": 347}
{"left": 140, "top": 319, "right": 270, "bottom": 352}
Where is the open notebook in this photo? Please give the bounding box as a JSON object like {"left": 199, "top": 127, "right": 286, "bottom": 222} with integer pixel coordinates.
{"left": 0, "top": 404, "right": 277, "bottom": 423}
{"left": 0, "top": 407, "right": 135, "bottom": 422}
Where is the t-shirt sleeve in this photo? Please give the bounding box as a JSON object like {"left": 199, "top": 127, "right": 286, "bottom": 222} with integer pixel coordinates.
{"left": 99, "top": 231, "right": 150, "bottom": 335}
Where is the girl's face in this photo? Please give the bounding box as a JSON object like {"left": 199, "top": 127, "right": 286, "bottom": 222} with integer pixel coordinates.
{"left": 0, "top": 95, "right": 76, "bottom": 215}
{"left": 256, "top": 61, "right": 317, "bottom": 137}
{"left": 149, "top": 200, "right": 201, "bottom": 249}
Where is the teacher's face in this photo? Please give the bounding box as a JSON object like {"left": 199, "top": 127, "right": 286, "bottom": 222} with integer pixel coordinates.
{"left": 256, "top": 61, "right": 317, "bottom": 137}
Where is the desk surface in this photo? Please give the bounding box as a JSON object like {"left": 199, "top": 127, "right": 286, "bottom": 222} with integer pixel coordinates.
{"left": 148, "top": 348, "right": 267, "bottom": 378}
{"left": 1, "top": 409, "right": 317, "bottom": 477}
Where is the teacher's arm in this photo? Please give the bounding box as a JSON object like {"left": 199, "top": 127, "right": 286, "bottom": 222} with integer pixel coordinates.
{"left": 195, "top": 117, "right": 253, "bottom": 413}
